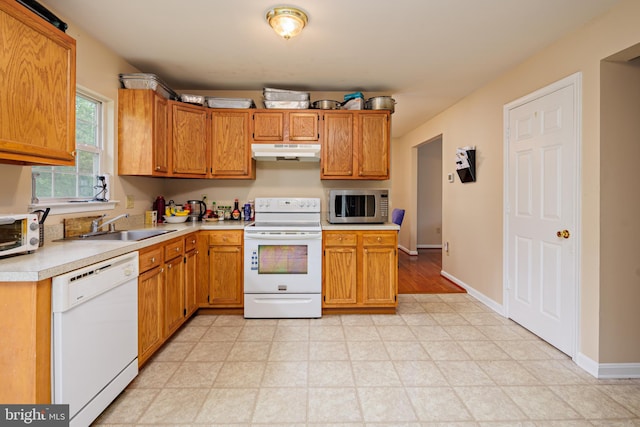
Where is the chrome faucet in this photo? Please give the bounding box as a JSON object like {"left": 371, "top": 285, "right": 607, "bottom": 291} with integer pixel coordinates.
{"left": 91, "top": 213, "right": 129, "bottom": 233}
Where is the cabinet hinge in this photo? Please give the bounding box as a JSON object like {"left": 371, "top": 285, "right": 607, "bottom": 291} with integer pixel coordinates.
{"left": 395, "top": 294, "right": 397, "bottom": 301}
{"left": 184, "top": 256, "right": 187, "bottom": 264}
{"left": 207, "top": 295, "right": 210, "bottom": 303}
{"left": 323, "top": 295, "right": 326, "bottom": 302}
{"left": 183, "top": 308, "right": 187, "bottom": 316}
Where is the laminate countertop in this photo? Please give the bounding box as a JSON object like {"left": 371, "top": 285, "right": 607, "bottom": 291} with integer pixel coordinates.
{"left": 0, "top": 221, "right": 246, "bottom": 282}
{"left": 0, "top": 220, "right": 398, "bottom": 282}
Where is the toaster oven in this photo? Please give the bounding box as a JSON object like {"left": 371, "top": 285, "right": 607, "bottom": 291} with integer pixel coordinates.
{"left": 0, "top": 214, "right": 40, "bottom": 257}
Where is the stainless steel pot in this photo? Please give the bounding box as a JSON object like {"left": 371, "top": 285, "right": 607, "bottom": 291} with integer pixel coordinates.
{"left": 365, "top": 96, "right": 396, "bottom": 113}
{"left": 311, "top": 99, "right": 341, "bottom": 110}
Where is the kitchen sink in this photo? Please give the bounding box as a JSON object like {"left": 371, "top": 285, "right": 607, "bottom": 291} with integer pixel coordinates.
{"left": 63, "top": 229, "right": 177, "bottom": 242}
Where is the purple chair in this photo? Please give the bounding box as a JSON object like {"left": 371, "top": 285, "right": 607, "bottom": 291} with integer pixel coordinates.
{"left": 391, "top": 208, "right": 405, "bottom": 227}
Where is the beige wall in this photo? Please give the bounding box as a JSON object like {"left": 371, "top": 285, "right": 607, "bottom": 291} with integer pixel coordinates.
{"left": 393, "top": 0, "right": 640, "bottom": 363}
{"left": 417, "top": 137, "right": 442, "bottom": 247}
{"left": 599, "top": 58, "right": 640, "bottom": 363}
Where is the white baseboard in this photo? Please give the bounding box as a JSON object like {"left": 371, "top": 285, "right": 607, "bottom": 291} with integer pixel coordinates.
{"left": 439, "top": 273, "right": 640, "bottom": 379}
{"left": 398, "top": 245, "right": 418, "bottom": 256}
{"left": 417, "top": 244, "right": 443, "bottom": 249}
{"left": 440, "top": 270, "right": 505, "bottom": 316}
{"left": 575, "top": 353, "right": 640, "bottom": 379}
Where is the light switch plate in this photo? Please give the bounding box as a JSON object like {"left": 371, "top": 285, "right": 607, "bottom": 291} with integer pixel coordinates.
{"left": 126, "top": 195, "right": 134, "bottom": 209}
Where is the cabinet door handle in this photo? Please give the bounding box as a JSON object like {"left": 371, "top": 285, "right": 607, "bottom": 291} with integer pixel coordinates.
{"left": 168, "top": 264, "right": 172, "bottom": 269}
{"left": 151, "top": 257, "right": 156, "bottom": 263}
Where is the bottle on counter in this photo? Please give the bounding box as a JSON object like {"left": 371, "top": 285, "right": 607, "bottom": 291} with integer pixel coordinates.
{"left": 210, "top": 201, "right": 217, "bottom": 219}
{"left": 232, "top": 199, "right": 241, "bottom": 220}
{"left": 153, "top": 196, "right": 165, "bottom": 223}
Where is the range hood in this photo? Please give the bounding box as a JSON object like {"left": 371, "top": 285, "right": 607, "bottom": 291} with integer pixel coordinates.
{"left": 251, "top": 144, "right": 321, "bottom": 162}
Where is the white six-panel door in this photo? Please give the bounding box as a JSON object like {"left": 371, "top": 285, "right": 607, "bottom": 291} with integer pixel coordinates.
{"left": 505, "top": 75, "right": 580, "bottom": 356}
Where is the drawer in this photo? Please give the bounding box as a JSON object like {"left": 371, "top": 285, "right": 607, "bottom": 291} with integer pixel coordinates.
{"left": 164, "top": 239, "right": 184, "bottom": 260}
{"left": 208, "top": 231, "right": 242, "bottom": 246}
{"left": 185, "top": 234, "right": 198, "bottom": 252}
{"left": 324, "top": 232, "right": 357, "bottom": 246}
{"left": 139, "top": 246, "right": 163, "bottom": 273}
{"left": 362, "top": 233, "right": 396, "bottom": 246}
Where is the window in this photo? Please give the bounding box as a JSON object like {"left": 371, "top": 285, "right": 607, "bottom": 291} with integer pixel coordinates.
{"left": 32, "top": 92, "right": 104, "bottom": 201}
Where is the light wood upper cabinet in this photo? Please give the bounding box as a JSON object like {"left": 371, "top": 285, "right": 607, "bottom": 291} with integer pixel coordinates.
{"left": 252, "top": 110, "right": 320, "bottom": 143}
{"left": 118, "top": 89, "right": 169, "bottom": 176}
{"left": 289, "top": 112, "right": 320, "bottom": 141}
{"left": 321, "top": 112, "right": 355, "bottom": 177}
{"left": 0, "top": 1, "right": 76, "bottom": 166}
{"left": 252, "top": 111, "right": 283, "bottom": 141}
{"left": 358, "top": 112, "right": 390, "bottom": 178}
{"left": 321, "top": 111, "right": 390, "bottom": 180}
{"left": 211, "top": 110, "right": 255, "bottom": 179}
{"left": 170, "top": 102, "right": 209, "bottom": 177}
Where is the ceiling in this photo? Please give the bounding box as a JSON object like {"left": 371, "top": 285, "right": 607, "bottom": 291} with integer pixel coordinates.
{"left": 43, "top": 0, "right": 620, "bottom": 137}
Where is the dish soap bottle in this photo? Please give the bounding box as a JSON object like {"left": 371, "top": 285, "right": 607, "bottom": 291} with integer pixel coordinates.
{"left": 232, "top": 199, "right": 241, "bottom": 220}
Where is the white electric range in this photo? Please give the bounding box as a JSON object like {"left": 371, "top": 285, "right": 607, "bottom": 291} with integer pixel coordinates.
{"left": 243, "top": 197, "right": 322, "bottom": 318}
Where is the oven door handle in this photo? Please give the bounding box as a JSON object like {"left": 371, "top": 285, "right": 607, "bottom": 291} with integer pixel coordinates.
{"left": 244, "top": 232, "right": 322, "bottom": 240}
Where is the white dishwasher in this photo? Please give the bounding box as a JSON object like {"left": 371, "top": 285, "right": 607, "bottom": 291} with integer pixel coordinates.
{"left": 52, "top": 252, "right": 139, "bottom": 427}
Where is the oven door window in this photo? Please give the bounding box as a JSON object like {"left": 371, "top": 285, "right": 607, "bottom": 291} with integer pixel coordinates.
{"left": 258, "top": 245, "right": 308, "bottom": 274}
{"left": 0, "top": 221, "right": 22, "bottom": 251}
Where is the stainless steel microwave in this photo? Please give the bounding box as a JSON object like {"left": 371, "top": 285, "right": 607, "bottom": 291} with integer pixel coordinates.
{"left": 0, "top": 214, "right": 40, "bottom": 257}
{"left": 328, "top": 189, "right": 389, "bottom": 224}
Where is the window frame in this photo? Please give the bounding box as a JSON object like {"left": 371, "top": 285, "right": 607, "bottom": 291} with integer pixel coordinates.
{"left": 29, "top": 86, "right": 117, "bottom": 215}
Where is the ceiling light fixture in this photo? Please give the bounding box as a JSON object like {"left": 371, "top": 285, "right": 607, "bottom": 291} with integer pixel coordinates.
{"left": 266, "top": 6, "right": 308, "bottom": 40}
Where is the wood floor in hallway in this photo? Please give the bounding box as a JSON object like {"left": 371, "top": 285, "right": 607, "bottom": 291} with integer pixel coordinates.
{"left": 398, "top": 248, "right": 466, "bottom": 294}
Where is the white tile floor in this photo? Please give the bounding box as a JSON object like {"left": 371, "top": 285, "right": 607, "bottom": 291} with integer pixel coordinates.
{"left": 94, "top": 293, "right": 640, "bottom": 426}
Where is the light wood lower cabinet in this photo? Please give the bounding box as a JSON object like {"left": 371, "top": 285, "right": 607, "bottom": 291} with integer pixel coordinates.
{"left": 137, "top": 232, "right": 198, "bottom": 366}
{"left": 137, "top": 249, "right": 164, "bottom": 366}
{"left": 323, "top": 230, "right": 397, "bottom": 309}
{"left": 184, "top": 234, "right": 199, "bottom": 317}
{"left": 0, "top": 278, "right": 52, "bottom": 403}
{"left": 200, "top": 230, "right": 244, "bottom": 307}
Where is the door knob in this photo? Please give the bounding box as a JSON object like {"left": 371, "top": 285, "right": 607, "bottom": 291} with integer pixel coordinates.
{"left": 556, "top": 230, "right": 570, "bottom": 239}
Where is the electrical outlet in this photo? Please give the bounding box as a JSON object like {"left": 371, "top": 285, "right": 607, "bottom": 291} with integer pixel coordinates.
{"left": 126, "top": 195, "right": 134, "bottom": 209}
{"left": 444, "top": 241, "right": 449, "bottom": 255}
